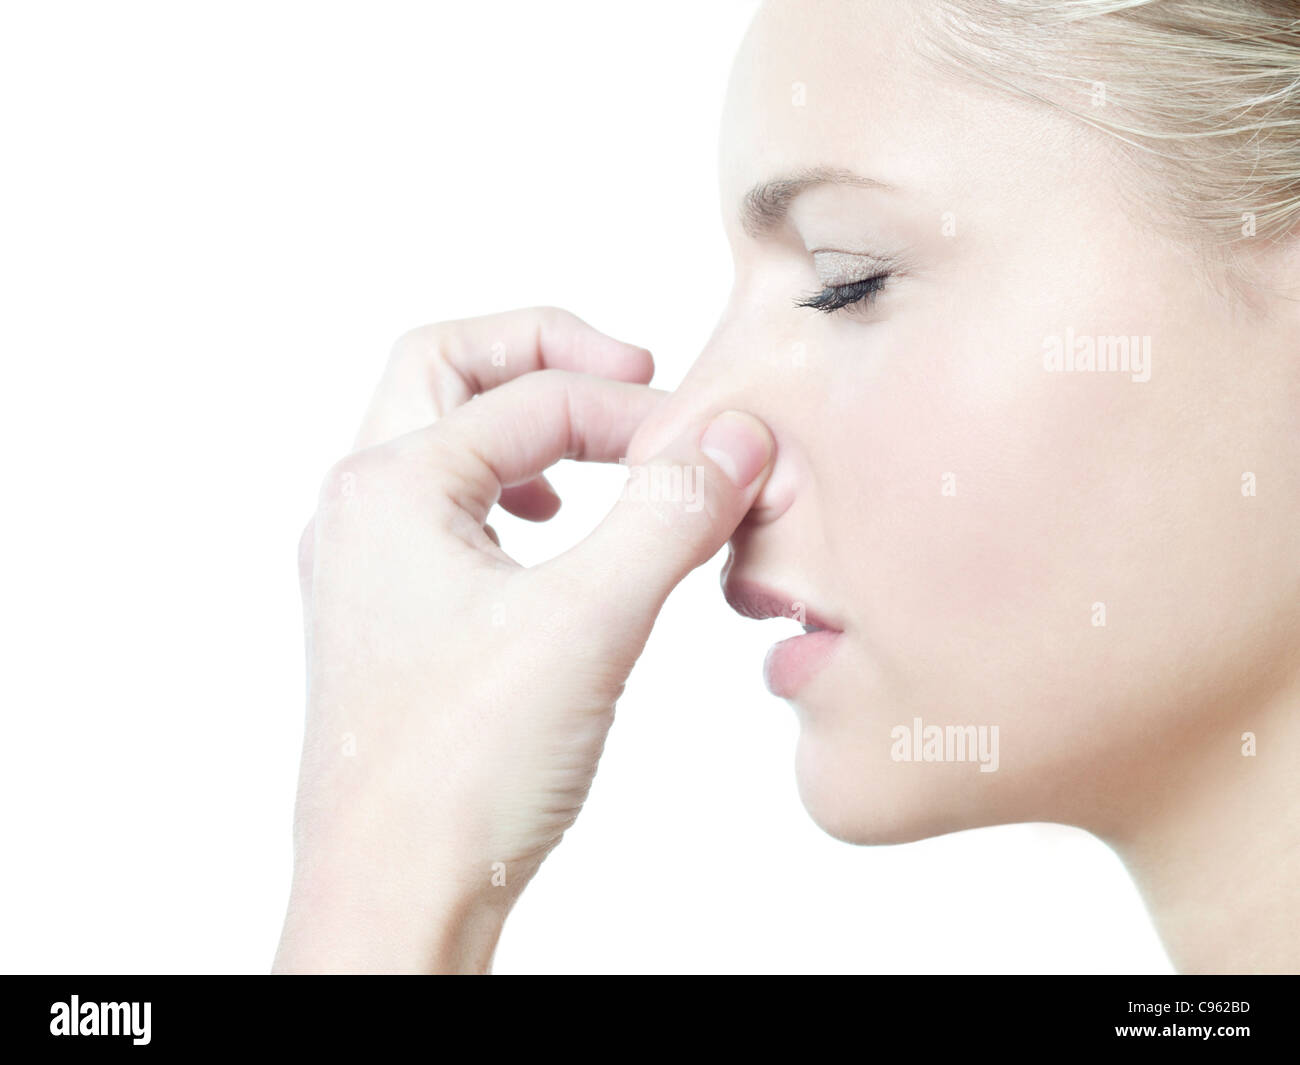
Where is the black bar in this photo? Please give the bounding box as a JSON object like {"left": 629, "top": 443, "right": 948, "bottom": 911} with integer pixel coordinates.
{"left": 0, "top": 975, "right": 1294, "bottom": 1053}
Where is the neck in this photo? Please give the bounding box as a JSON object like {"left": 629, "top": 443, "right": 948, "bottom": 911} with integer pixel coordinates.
{"left": 1100, "top": 667, "right": 1300, "bottom": 973}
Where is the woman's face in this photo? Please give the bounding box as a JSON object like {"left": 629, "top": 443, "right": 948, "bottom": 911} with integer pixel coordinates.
{"left": 625, "top": 0, "right": 1299, "bottom": 844}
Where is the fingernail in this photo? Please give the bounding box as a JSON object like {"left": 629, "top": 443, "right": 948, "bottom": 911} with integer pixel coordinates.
{"left": 699, "top": 410, "right": 772, "bottom": 488}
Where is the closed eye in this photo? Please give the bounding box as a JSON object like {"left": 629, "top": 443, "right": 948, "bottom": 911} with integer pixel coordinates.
{"left": 795, "top": 274, "right": 889, "bottom": 314}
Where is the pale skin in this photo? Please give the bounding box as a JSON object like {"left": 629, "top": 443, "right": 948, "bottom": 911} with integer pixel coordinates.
{"left": 274, "top": 310, "right": 776, "bottom": 973}
{"left": 276, "top": 0, "right": 1300, "bottom": 973}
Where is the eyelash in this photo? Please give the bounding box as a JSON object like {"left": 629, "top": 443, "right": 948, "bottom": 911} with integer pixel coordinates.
{"left": 796, "top": 274, "right": 889, "bottom": 315}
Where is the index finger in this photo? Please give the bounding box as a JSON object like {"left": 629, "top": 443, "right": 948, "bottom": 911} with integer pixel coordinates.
{"left": 354, "top": 306, "right": 654, "bottom": 450}
{"left": 385, "top": 371, "right": 668, "bottom": 526}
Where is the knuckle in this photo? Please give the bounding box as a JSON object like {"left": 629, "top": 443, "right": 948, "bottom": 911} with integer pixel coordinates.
{"left": 529, "top": 305, "right": 584, "bottom": 348}
{"left": 315, "top": 449, "right": 398, "bottom": 515}
{"left": 389, "top": 321, "right": 435, "bottom": 354}
{"left": 529, "top": 304, "right": 578, "bottom": 329}
{"left": 387, "top": 322, "right": 471, "bottom": 411}
{"left": 387, "top": 323, "right": 441, "bottom": 372}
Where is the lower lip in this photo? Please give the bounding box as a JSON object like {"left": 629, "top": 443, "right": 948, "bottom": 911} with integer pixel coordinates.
{"left": 763, "top": 630, "right": 842, "bottom": 698}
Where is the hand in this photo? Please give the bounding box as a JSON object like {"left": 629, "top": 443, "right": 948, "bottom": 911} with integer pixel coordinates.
{"left": 273, "top": 307, "right": 774, "bottom": 972}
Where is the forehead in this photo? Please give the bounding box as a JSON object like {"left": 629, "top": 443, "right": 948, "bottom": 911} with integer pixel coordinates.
{"left": 717, "top": 0, "right": 1086, "bottom": 225}
{"left": 720, "top": 1, "right": 929, "bottom": 201}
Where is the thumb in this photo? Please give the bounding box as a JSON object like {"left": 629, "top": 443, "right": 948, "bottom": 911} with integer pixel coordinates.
{"left": 548, "top": 409, "right": 774, "bottom": 649}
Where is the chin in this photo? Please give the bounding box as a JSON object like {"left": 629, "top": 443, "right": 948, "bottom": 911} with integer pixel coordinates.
{"left": 792, "top": 726, "right": 1019, "bottom": 847}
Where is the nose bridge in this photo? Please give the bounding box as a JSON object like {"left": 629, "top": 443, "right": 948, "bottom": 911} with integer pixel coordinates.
{"left": 626, "top": 307, "right": 763, "bottom": 462}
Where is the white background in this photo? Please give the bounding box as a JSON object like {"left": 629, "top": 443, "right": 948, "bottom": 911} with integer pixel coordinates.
{"left": 0, "top": 0, "right": 1171, "bottom": 973}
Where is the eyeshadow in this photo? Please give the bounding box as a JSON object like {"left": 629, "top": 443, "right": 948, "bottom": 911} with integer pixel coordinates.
{"left": 812, "top": 250, "right": 893, "bottom": 285}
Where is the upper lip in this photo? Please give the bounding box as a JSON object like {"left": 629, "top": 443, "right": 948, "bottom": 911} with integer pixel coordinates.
{"left": 722, "top": 576, "right": 844, "bottom": 633}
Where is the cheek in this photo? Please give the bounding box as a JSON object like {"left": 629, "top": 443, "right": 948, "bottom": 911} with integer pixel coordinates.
{"left": 823, "top": 287, "right": 1275, "bottom": 725}
{"left": 824, "top": 308, "right": 1177, "bottom": 668}
{"left": 825, "top": 325, "right": 1068, "bottom": 641}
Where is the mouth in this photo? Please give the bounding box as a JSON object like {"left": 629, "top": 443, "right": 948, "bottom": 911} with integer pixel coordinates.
{"left": 722, "top": 576, "right": 844, "bottom": 698}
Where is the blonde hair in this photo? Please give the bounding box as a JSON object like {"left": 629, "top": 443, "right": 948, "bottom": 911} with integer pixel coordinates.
{"left": 919, "top": 0, "right": 1300, "bottom": 266}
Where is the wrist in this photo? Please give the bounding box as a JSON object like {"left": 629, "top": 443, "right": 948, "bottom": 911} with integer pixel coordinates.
{"left": 273, "top": 861, "right": 511, "bottom": 974}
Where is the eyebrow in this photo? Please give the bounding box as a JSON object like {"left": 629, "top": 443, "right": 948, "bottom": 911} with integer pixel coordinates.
{"left": 740, "top": 166, "right": 891, "bottom": 239}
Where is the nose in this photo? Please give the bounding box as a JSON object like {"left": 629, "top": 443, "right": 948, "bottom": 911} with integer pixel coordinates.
{"left": 624, "top": 339, "right": 798, "bottom": 524}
